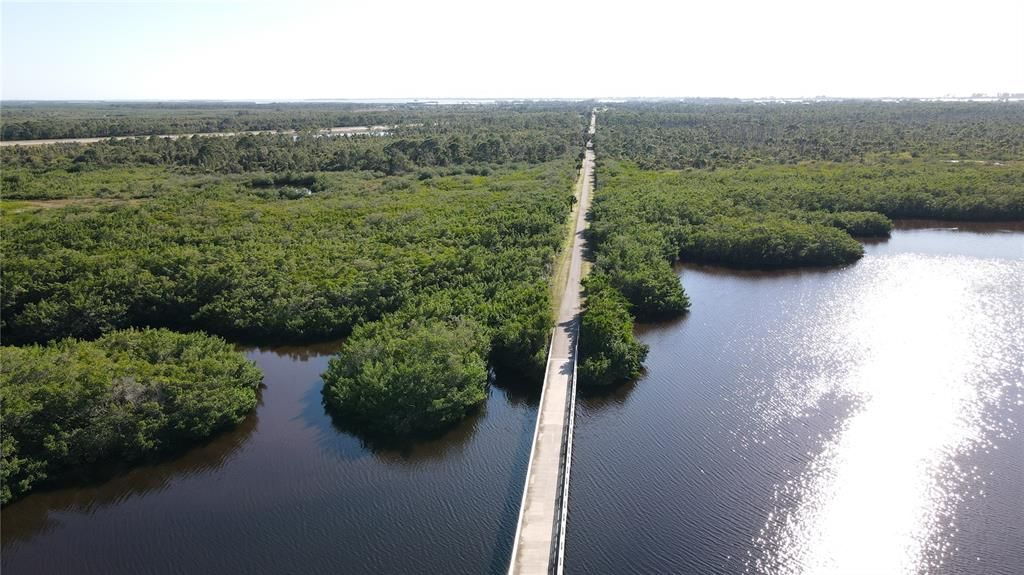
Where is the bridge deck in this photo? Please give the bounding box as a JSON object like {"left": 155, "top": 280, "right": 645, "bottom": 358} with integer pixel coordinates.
{"left": 508, "top": 113, "right": 594, "bottom": 575}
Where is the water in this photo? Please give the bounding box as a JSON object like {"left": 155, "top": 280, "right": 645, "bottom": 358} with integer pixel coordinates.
{"left": 566, "top": 223, "right": 1024, "bottom": 574}
{"left": 3, "top": 225, "right": 1022, "bottom": 574}
{"left": 1, "top": 343, "right": 538, "bottom": 574}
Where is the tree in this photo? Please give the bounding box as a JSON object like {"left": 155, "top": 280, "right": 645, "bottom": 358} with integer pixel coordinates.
{"left": 321, "top": 317, "right": 491, "bottom": 438}
{"left": 0, "top": 328, "right": 262, "bottom": 505}
{"left": 577, "top": 274, "right": 648, "bottom": 388}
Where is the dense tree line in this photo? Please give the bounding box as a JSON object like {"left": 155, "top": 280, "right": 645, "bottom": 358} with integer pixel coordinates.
{"left": 589, "top": 157, "right": 1024, "bottom": 276}
{"left": 0, "top": 329, "right": 262, "bottom": 504}
{"left": 0, "top": 101, "right": 593, "bottom": 141}
{"left": 587, "top": 224, "right": 690, "bottom": 320}
{"left": 1, "top": 128, "right": 582, "bottom": 184}
{"left": 800, "top": 211, "right": 893, "bottom": 237}
{"left": 678, "top": 216, "right": 863, "bottom": 268}
{"left": 595, "top": 159, "right": 1024, "bottom": 226}
{"left": 0, "top": 102, "right": 389, "bottom": 140}
{"left": 578, "top": 275, "right": 649, "bottom": 387}
{"left": 596, "top": 101, "right": 1024, "bottom": 168}
{"left": 2, "top": 163, "right": 575, "bottom": 347}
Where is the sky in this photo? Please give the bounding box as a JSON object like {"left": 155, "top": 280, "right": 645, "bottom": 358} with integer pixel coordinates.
{"left": 2, "top": 0, "right": 1023, "bottom": 101}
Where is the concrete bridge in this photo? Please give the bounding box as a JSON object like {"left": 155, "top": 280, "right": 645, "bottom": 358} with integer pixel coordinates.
{"left": 508, "top": 110, "right": 596, "bottom": 575}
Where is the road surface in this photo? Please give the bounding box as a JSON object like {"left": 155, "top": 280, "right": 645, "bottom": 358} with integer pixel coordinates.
{"left": 508, "top": 110, "right": 595, "bottom": 575}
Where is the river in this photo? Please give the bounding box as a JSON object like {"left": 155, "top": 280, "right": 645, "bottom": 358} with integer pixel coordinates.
{"left": 2, "top": 224, "right": 1022, "bottom": 574}
{"left": 566, "top": 222, "right": 1024, "bottom": 574}
{"left": 0, "top": 343, "right": 538, "bottom": 574}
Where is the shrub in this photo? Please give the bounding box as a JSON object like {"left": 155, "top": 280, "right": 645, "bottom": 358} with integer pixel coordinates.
{"left": 0, "top": 328, "right": 262, "bottom": 504}
{"left": 321, "top": 316, "right": 490, "bottom": 438}
{"left": 578, "top": 275, "right": 648, "bottom": 387}
{"left": 680, "top": 216, "right": 863, "bottom": 268}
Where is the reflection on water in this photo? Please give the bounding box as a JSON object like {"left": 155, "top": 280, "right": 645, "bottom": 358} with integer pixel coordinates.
{"left": 239, "top": 339, "right": 345, "bottom": 361}
{"left": 2, "top": 335, "right": 538, "bottom": 574}
{"left": 578, "top": 377, "right": 641, "bottom": 410}
{"left": 753, "top": 255, "right": 1023, "bottom": 574}
{"left": 893, "top": 219, "right": 1024, "bottom": 233}
{"left": 1, "top": 412, "right": 258, "bottom": 546}
{"left": 567, "top": 226, "right": 1024, "bottom": 575}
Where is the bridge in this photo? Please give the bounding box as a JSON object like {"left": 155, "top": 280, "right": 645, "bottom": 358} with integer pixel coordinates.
{"left": 508, "top": 110, "right": 596, "bottom": 575}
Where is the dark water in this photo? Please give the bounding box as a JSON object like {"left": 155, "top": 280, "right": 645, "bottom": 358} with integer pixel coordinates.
{"left": 566, "top": 224, "right": 1024, "bottom": 574}
{"left": 3, "top": 225, "right": 1022, "bottom": 575}
{"left": 1, "top": 342, "right": 538, "bottom": 574}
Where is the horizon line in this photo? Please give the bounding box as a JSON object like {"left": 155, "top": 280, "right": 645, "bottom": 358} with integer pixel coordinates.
{"left": 4, "top": 94, "right": 1024, "bottom": 104}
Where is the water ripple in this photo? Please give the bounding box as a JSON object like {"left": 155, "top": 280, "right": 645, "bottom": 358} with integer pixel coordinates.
{"left": 568, "top": 228, "right": 1024, "bottom": 575}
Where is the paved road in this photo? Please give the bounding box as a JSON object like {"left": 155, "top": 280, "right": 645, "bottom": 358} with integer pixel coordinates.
{"left": 0, "top": 125, "right": 391, "bottom": 147}
{"left": 508, "top": 110, "right": 595, "bottom": 575}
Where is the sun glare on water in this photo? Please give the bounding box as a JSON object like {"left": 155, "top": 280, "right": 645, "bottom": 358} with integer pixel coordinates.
{"left": 755, "top": 254, "right": 1023, "bottom": 574}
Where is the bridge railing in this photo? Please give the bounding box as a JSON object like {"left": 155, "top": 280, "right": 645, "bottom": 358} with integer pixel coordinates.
{"left": 507, "top": 329, "right": 557, "bottom": 574}
{"left": 551, "top": 317, "right": 580, "bottom": 575}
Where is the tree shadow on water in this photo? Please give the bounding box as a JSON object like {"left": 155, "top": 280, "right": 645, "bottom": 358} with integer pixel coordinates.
{"left": 239, "top": 339, "right": 345, "bottom": 361}
{"left": 298, "top": 380, "right": 487, "bottom": 466}
{"left": 859, "top": 235, "right": 891, "bottom": 247}
{"left": 1, "top": 406, "right": 260, "bottom": 547}
{"left": 634, "top": 311, "right": 690, "bottom": 338}
{"left": 577, "top": 374, "right": 642, "bottom": 411}
{"left": 490, "top": 365, "right": 543, "bottom": 406}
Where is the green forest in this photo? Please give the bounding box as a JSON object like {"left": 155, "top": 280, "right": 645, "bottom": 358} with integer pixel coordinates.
{"left": 578, "top": 274, "right": 649, "bottom": 388}
{"left": 0, "top": 101, "right": 586, "bottom": 141}
{"left": 596, "top": 101, "right": 1024, "bottom": 168}
{"left": 0, "top": 328, "right": 262, "bottom": 504}
{"left": 578, "top": 101, "right": 1024, "bottom": 387}
{"left": 322, "top": 316, "right": 492, "bottom": 438}
{"left": 1, "top": 105, "right": 589, "bottom": 500}
{"left": 2, "top": 101, "right": 1023, "bottom": 498}
{"left": 2, "top": 161, "right": 576, "bottom": 345}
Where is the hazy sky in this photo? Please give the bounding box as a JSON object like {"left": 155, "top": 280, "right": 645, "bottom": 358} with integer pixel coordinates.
{"left": 2, "top": 0, "right": 1022, "bottom": 100}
